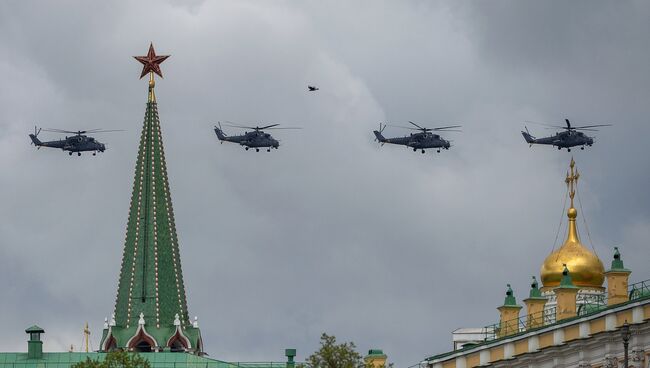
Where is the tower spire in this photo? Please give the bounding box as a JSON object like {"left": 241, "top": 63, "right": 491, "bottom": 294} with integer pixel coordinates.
{"left": 100, "top": 44, "right": 201, "bottom": 354}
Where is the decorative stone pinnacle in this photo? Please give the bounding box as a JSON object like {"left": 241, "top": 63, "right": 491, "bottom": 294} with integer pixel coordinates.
{"left": 138, "top": 313, "right": 145, "bottom": 326}
{"left": 110, "top": 314, "right": 116, "bottom": 327}
{"left": 503, "top": 284, "right": 517, "bottom": 306}
{"left": 174, "top": 314, "right": 181, "bottom": 326}
{"left": 193, "top": 316, "right": 199, "bottom": 328}
{"left": 609, "top": 246, "right": 628, "bottom": 271}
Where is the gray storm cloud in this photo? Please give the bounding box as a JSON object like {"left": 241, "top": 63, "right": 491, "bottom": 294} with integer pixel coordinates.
{"left": 0, "top": 1, "right": 649, "bottom": 366}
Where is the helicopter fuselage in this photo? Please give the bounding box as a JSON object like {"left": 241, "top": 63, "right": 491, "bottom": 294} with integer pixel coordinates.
{"left": 29, "top": 134, "right": 106, "bottom": 154}
{"left": 214, "top": 127, "right": 279, "bottom": 150}
{"left": 522, "top": 130, "right": 594, "bottom": 149}
{"left": 374, "top": 131, "right": 451, "bottom": 150}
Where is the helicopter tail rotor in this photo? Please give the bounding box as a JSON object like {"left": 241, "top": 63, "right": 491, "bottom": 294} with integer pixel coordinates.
{"left": 214, "top": 122, "right": 228, "bottom": 141}
{"left": 373, "top": 123, "right": 387, "bottom": 145}
{"left": 29, "top": 125, "right": 43, "bottom": 147}
{"left": 521, "top": 127, "right": 536, "bottom": 146}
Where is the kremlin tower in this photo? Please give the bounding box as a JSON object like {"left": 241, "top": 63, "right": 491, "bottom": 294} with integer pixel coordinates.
{"left": 99, "top": 44, "right": 203, "bottom": 354}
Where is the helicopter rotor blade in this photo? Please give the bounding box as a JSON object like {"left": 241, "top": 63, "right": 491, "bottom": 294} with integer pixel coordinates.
{"left": 388, "top": 124, "right": 420, "bottom": 130}
{"left": 222, "top": 123, "right": 256, "bottom": 129}
{"left": 433, "top": 125, "right": 462, "bottom": 131}
{"left": 258, "top": 124, "right": 280, "bottom": 130}
{"left": 87, "top": 129, "right": 125, "bottom": 133}
{"left": 572, "top": 124, "right": 612, "bottom": 129}
{"left": 42, "top": 128, "right": 79, "bottom": 134}
{"left": 408, "top": 121, "right": 425, "bottom": 130}
{"left": 524, "top": 121, "right": 566, "bottom": 129}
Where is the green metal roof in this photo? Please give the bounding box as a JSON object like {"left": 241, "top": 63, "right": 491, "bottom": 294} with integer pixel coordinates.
{"left": 24, "top": 326, "right": 44, "bottom": 334}
{"left": 557, "top": 265, "right": 579, "bottom": 289}
{"left": 0, "top": 352, "right": 289, "bottom": 368}
{"left": 501, "top": 284, "right": 519, "bottom": 307}
{"left": 526, "top": 277, "right": 544, "bottom": 299}
{"left": 608, "top": 247, "right": 630, "bottom": 272}
{"left": 102, "top": 83, "right": 201, "bottom": 351}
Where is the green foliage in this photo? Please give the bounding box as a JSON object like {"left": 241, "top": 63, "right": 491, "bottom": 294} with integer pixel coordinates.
{"left": 72, "top": 351, "right": 151, "bottom": 368}
{"left": 303, "top": 333, "right": 392, "bottom": 368}
{"left": 305, "top": 333, "right": 363, "bottom": 368}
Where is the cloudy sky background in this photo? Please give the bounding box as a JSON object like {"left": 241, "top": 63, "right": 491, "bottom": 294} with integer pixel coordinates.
{"left": 1, "top": 1, "right": 649, "bottom": 366}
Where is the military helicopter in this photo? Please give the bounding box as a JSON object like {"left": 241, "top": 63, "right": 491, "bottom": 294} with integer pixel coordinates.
{"left": 308, "top": 85, "right": 319, "bottom": 92}
{"left": 373, "top": 121, "right": 461, "bottom": 154}
{"left": 521, "top": 119, "right": 611, "bottom": 152}
{"left": 29, "top": 127, "right": 122, "bottom": 156}
{"left": 214, "top": 122, "right": 300, "bottom": 152}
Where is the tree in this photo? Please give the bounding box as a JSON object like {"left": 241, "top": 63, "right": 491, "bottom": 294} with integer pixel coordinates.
{"left": 72, "top": 351, "right": 151, "bottom": 368}
{"left": 305, "top": 333, "right": 364, "bottom": 368}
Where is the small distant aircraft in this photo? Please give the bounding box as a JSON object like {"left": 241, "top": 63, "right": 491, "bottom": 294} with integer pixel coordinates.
{"left": 214, "top": 122, "right": 300, "bottom": 152}
{"left": 373, "top": 121, "right": 461, "bottom": 154}
{"left": 522, "top": 119, "right": 611, "bottom": 152}
{"left": 29, "top": 127, "right": 122, "bottom": 156}
{"left": 308, "top": 85, "right": 319, "bottom": 92}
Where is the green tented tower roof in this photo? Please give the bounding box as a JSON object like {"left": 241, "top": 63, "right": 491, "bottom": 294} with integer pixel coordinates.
{"left": 100, "top": 55, "right": 202, "bottom": 353}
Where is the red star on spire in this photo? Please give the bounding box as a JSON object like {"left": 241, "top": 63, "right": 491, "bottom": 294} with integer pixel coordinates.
{"left": 134, "top": 43, "right": 170, "bottom": 79}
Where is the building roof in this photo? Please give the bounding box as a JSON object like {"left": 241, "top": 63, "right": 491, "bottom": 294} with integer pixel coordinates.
{"left": 424, "top": 286, "right": 650, "bottom": 363}
{"left": 0, "top": 352, "right": 289, "bottom": 368}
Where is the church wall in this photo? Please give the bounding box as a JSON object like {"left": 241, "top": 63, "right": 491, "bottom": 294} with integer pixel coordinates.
{"left": 513, "top": 339, "right": 527, "bottom": 356}
{"left": 441, "top": 360, "right": 456, "bottom": 368}
{"left": 590, "top": 318, "right": 605, "bottom": 334}
{"left": 644, "top": 304, "right": 650, "bottom": 319}
{"left": 465, "top": 353, "right": 479, "bottom": 367}
{"left": 538, "top": 332, "right": 554, "bottom": 350}
{"left": 489, "top": 345, "right": 503, "bottom": 363}
{"left": 563, "top": 325, "right": 579, "bottom": 342}
{"left": 617, "top": 309, "right": 633, "bottom": 326}
{"left": 426, "top": 299, "right": 650, "bottom": 368}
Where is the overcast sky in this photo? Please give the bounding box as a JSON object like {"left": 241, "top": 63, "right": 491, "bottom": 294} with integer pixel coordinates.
{"left": 1, "top": 1, "right": 649, "bottom": 366}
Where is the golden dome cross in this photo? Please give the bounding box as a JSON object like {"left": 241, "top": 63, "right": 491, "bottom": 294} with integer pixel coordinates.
{"left": 565, "top": 158, "right": 580, "bottom": 208}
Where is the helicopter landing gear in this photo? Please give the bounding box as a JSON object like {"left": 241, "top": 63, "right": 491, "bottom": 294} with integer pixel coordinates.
{"left": 437, "top": 149, "right": 441, "bottom": 153}
{"left": 267, "top": 149, "right": 271, "bottom": 152}
{"left": 256, "top": 148, "right": 260, "bottom": 152}
{"left": 421, "top": 150, "right": 425, "bottom": 154}
{"left": 93, "top": 152, "right": 97, "bottom": 156}
{"left": 567, "top": 148, "right": 571, "bottom": 152}
{"left": 69, "top": 152, "right": 73, "bottom": 156}
{"left": 245, "top": 147, "right": 249, "bottom": 151}
{"left": 78, "top": 152, "right": 81, "bottom": 156}
{"left": 413, "top": 148, "right": 417, "bottom": 152}
{"left": 557, "top": 146, "right": 561, "bottom": 150}
{"left": 580, "top": 146, "right": 584, "bottom": 150}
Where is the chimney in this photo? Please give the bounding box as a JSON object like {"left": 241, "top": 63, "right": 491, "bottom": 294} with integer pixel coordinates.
{"left": 25, "top": 325, "right": 44, "bottom": 359}
{"left": 285, "top": 348, "right": 296, "bottom": 368}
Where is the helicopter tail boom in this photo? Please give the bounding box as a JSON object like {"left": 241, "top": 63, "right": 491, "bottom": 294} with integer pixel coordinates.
{"left": 29, "top": 133, "right": 42, "bottom": 146}
{"left": 373, "top": 130, "right": 387, "bottom": 143}
{"left": 521, "top": 129, "right": 536, "bottom": 144}
{"left": 214, "top": 126, "right": 227, "bottom": 141}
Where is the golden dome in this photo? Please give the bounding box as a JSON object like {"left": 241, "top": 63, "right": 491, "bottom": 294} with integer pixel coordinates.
{"left": 540, "top": 159, "right": 604, "bottom": 291}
